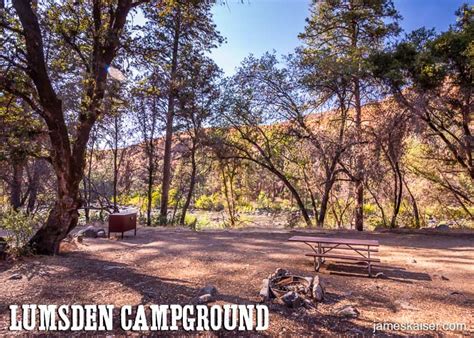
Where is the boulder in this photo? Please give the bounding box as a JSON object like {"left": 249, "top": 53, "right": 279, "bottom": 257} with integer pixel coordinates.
{"left": 336, "top": 305, "right": 360, "bottom": 318}
{"left": 436, "top": 224, "right": 450, "bottom": 231}
{"left": 76, "top": 226, "right": 107, "bottom": 238}
{"left": 77, "top": 226, "right": 98, "bottom": 238}
{"left": 199, "top": 285, "right": 218, "bottom": 297}
{"left": 312, "top": 275, "right": 325, "bottom": 301}
{"left": 196, "top": 293, "right": 214, "bottom": 304}
{"left": 259, "top": 278, "right": 273, "bottom": 301}
{"left": 96, "top": 229, "right": 107, "bottom": 238}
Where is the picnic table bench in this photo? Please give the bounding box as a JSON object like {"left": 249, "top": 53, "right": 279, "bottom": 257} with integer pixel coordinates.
{"left": 289, "top": 236, "right": 380, "bottom": 277}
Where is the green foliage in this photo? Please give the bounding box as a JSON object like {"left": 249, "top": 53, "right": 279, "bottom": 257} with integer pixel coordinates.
{"left": 236, "top": 200, "right": 254, "bottom": 213}
{"left": 0, "top": 94, "right": 45, "bottom": 162}
{"left": 168, "top": 188, "right": 182, "bottom": 208}
{"left": 363, "top": 203, "right": 386, "bottom": 230}
{"left": 195, "top": 193, "right": 224, "bottom": 211}
{"left": 397, "top": 201, "right": 419, "bottom": 228}
{"left": 118, "top": 193, "right": 147, "bottom": 212}
{"left": 300, "top": 0, "right": 400, "bottom": 93}
{"left": 183, "top": 214, "right": 198, "bottom": 230}
{"left": 0, "top": 209, "right": 35, "bottom": 256}
{"left": 363, "top": 203, "right": 378, "bottom": 216}
{"left": 151, "top": 189, "right": 161, "bottom": 209}
{"left": 256, "top": 191, "right": 271, "bottom": 210}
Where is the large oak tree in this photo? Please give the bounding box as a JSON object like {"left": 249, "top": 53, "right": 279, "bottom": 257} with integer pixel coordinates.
{"left": 1, "top": 0, "right": 146, "bottom": 254}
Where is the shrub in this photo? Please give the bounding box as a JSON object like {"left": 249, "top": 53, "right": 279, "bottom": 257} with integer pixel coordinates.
{"left": 363, "top": 203, "right": 377, "bottom": 215}
{"left": 195, "top": 193, "right": 224, "bottom": 211}
{"left": 0, "top": 209, "right": 35, "bottom": 256}
{"left": 236, "top": 199, "right": 254, "bottom": 213}
{"left": 256, "top": 191, "right": 271, "bottom": 209}
{"left": 183, "top": 214, "right": 198, "bottom": 230}
{"left": 151, "top": 189, "right": 161, "bottom": 209}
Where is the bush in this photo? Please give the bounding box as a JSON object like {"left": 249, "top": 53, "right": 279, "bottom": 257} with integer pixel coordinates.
{"left": 236, "top": 199, "right": 254, "bottom": 213}
{"left": 363, "top": 203, "right": 378, "bottom": 215}
{"left": 183, "top": 214, "right": 198, "bottom": 230}
{"left": 256, "top": 191, "right": 271, "bottom": 209}
{"left": 0, "top": 209, "right": 35, "bottom": 256}
{"left": 195, "top": 193, "right": 224, "bottom": 211}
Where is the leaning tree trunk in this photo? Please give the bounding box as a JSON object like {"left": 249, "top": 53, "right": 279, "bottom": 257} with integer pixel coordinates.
{"left": 317, "top": 178, "right": 334, "bottom": 227}
{"left": 29, "top": 171, "right": 81, "bottom": 255}
{"left": 271, "top": 169, "right": 313, "bottom": 227}
{"left": 403, "top": 175, "right": 420, "bottom": 228}
{"left": 389, "top": 161, "right": 403, "bottom": 228}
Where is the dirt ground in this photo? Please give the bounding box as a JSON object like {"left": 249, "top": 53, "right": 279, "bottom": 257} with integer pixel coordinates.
{"left": 0, "top": 226, "right": 473, "bottom": 336}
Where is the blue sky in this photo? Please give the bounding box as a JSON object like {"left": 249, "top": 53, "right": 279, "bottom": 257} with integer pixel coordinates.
{"left": 210, "top": 0, "right": 471, "bottom": 75}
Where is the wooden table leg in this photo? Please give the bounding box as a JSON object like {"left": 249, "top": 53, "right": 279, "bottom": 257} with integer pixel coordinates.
{"left": 317, "top": 242, "right": 323, "bottom": 271}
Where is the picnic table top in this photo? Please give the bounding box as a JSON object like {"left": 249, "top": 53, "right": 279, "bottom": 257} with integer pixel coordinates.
{"left": 288, "top": 235, "right": 379, "bottom": 247}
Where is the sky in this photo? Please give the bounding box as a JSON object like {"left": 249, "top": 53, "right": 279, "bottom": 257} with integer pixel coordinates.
{"left": 210, "top": 0, "right": 471, "bottom": 76}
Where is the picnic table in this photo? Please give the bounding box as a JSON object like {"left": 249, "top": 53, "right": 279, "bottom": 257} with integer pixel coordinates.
{"left": 288, "top": 236, "right": 380, "bottom": 277}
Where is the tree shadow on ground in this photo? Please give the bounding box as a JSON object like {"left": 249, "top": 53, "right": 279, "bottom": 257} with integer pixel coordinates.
{"left": 1, "top": 227, "right": 472, "bottom": 335}
{"left": 0, "top": 252, "right": 381, "bottom": 335}
{"left": 111, "top": 226, "right": 474, "bottom": 253}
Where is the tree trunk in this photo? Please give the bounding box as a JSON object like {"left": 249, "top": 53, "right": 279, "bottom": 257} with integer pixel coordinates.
{"left": 366, "top": 182, "right": 387, "bottom": 227}
{"left": 389, "top": 162, "right": 403, "bottom": 228}
{"left": 26, "top": 159, "right": 43, "bottom": 214}
{"left": 146, "top": 161, "right": 153, "bottom": 227}
{"left": 403, "top": 175, "right": 420, "bottom": 228}
{"left": 180, "top": 144, "right": 197, "bottom": 225}
{"left": 160, "top": 103, "right": 174, "bottom": 224}
{"left": 273, "top": 170, "right": 312, "bottom": 227}
{"left": 10, "top": 157, "right": 25, "bottom": 211}
{"left": 112, "top": 115, "right": 120, "bottom": 213}
{"left": 219, "top": 161, "right": 238, "bottom": 227}
{"left": 29, "top": 201, "right": 80, "bottom": 254}
{"left": 29, "top": 172, "right": 81, "bottom": 255}
{"left": 160, "top": 8, "right": 181, "bottom": 225}
{"left": 354, "top": 78, "right": 364, "bottom": 231}
{"left": 82, "top": 178, "right": 89, "bottom": 222}
{"left": 83, "top": 132, "right": 95, "bottom": 223}
{"left": 317, "top": 179, "right": 333, "bottom": 227}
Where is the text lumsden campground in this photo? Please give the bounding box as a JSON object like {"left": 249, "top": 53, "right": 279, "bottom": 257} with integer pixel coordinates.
{"left": 9, "top": 304, "right": 269, "bottom": 332}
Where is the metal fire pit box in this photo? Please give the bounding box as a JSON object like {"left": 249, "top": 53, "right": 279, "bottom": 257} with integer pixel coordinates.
{"left": 108, "top": 211, "right": 137, "bottom": 239}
